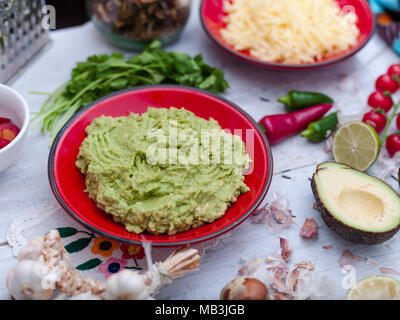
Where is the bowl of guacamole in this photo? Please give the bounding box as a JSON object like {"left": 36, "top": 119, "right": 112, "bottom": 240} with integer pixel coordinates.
{"left": 49, "top": 86, "right": 273, "bottom": 246}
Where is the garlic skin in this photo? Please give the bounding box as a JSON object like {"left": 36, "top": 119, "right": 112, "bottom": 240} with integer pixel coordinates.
{"left": 279, "top": 238, "right": 293, "bottom": 262}
{"left": 17, "top": 237, "right": 44, "bottom": 262}
{"left": 106, "top": 270, "right": 150, "bottom": 300}
{"left": 238, "top": 258, "right": 262, "bottom": 277}
{"left": 6, "top": 260, "right": 55, "bottom": 300}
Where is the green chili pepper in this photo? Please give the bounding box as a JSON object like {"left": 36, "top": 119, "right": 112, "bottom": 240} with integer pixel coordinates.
{"left": 301, "top": 112, "right": 339, "bottom": 143}
{"left": 278, "top": 90, "right": 334, "bottom": 111}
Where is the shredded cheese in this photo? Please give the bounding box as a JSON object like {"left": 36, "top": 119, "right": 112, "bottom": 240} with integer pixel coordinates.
{"left": 220, "top": 0, "right": 360, "bottom": 64}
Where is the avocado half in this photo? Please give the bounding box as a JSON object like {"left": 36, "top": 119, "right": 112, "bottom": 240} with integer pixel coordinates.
{"left": 311, "top": 162, "right": 400, "bottom": 245}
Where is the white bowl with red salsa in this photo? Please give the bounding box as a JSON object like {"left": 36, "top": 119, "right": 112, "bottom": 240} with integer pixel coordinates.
{"left": 0, "top": 84, "right": 29, "bottom": 173}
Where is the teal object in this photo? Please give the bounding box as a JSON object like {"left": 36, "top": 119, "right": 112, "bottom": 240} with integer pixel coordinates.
{"left": 369, "top": 0, "right": 385, "bottom": 13}
{"left": 373, "top": 0, "right": 400, "bottom": 55}
{"left": 393, "top": 37, "right": 400, "bottom": 53}
{"left": 376, "top": 0, "right": 400, "bottom": 12}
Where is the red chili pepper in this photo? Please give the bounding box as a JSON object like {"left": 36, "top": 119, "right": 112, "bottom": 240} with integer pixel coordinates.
{"left": 258, "top": 104, "right": 332, "bottom": 145}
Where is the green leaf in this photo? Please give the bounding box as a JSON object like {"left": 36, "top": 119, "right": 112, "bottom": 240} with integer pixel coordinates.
{"left": 148, "top": 40, "right": 162, "bottom": 49}
{"left": 198, "top": 75, "right": 217, "bottom": 90}
{"left": 57, "top": 227, "right": 78, "bottom": 238}
{"left": 33, "top": 40, "right": 229, "bottom": 138}
{"left": 65, "top": 238, "right": 92, "bottom": 253}
{"left": 76, "top": 258, "right": 103, "bottom": 271}
{"left": 109, "top": 78, "right": 128, "bottom": 90}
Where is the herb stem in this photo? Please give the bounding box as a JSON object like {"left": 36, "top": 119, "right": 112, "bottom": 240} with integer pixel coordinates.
{"left": 31, "top": 41, "right": 229, "bottom": 139}
{"left": 381, "top": 98, "right": 400, "bottom": 144}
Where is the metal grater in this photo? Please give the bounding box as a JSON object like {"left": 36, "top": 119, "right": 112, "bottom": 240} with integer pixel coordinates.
{"left": 0, "top": 0, "right": 50, "bottom": 84}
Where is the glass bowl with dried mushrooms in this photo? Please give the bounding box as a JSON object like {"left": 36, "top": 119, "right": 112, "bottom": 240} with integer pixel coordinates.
{"left": 86, "top": 0, "right": 192, "bottom": 50}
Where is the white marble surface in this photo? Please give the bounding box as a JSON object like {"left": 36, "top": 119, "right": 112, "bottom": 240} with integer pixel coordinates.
{"left": 1, "top": 0, "right": 400, "bottom": 300}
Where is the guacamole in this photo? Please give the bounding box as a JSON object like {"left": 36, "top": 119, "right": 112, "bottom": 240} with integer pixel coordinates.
{"left": 76, "top": 107, "right": 250, "bottom": 235}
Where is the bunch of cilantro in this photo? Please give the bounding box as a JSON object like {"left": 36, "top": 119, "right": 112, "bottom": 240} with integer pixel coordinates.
{"left": 31, "top": 41, "right": 229, "bottom": 142}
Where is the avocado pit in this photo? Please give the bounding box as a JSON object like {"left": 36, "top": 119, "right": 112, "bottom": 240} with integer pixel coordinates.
{"left": 338, "top": 189, "right": 384, "bottom": 221}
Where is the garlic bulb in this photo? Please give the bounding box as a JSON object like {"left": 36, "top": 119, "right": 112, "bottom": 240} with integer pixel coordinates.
{"left": 106, "top": 270, "right": 150, "bottom": 300}
{"left": 6, "top": 260, "right": 56, "bottom": 300}
{"left": 7, "top": 230, "right": 201, "bottom": 300}
{"left": 57, "top": 268, "right": 106, "bottom": 298}
{"left": 69, "top": 292, "right": 102, "bottom": 300}
{"left": 105, "top": 247, "right": 201, "bottom": 300}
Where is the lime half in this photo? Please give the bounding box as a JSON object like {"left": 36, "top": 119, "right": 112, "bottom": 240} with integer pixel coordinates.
{"left": 347, "top": 276, "right": 400, "bottom": 300}
{"left": 332, "top": 121, "right": 380, "bottom": 171}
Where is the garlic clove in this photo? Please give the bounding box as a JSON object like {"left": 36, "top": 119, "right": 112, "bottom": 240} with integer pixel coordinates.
{"left": 266, "top": 196, "right": 295, "bottom": 231}
{"left": 274, "top": 293, "right": 292, "bottom": 300}
{"left": 161, "top": 247, "right": 201, "bottom": 279}
{"left": 279, "top": 238, "right": 293, "bottom": 262}
{"left": 7, "top": 260, "right": 55, "bottom": 300}
{"left": 238, "top": 258, "right": 262, "bottom": 276}
{"left": 300, "top": 218, "right": 318, "bottom": 239}
{"left": 272, "top": 270, "right": 288, "bottom": 293}
{"left": 105, "top": 270, "right": 149, "bottom": 300}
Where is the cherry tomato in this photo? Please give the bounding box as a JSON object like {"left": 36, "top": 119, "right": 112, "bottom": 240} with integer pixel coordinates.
{"left": 2, "top": 129, "right": 16, "bottom": 141}
{"left": 388, "top": 64, "right": 400, "bottom": 78}
{"left": 0, "top": 122, "right": 20, "bottom": 135}
{"left": 0, "top": 122, "right": 20, "bottom": 146}
{"left": 0, "top": 138, "right": 10, "bottom": 150}
{"left": 362, "top": 110, "right": 387, "bottom": 134}
{"left": 396, "top": 114, "right": 400, "bottom": 131}
{"left": 376, "top": 74, "right": 399, "bottom": 93}
{"left": 0, "top": 117, "right": 10, "bottom": 124}
{"left": 386, "top": 133, "right": 400, "bottom": 157}
{"left": 367, "top": 90, "right": 393, "bottom": 112}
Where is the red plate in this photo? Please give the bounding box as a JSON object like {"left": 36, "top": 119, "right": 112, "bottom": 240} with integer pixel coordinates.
{"left": 200, "top": 0, "right": 374, "bottom": 70}
{"left": 48, "top": 86, "right": 273, "bottom": 246}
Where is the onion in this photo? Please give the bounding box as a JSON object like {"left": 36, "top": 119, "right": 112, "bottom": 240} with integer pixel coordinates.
{"left": 220, "top": 277, "right": 269, "bottom": 300}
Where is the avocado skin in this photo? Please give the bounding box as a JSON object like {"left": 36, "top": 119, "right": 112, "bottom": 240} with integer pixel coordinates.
{"left": 311, "top": 174, "right": 400, "bottom": 245}
{"left": 398, "top": 168, "right": 400, "bottom": 189}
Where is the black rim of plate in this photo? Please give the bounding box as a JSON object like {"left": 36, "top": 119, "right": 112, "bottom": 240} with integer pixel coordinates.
{"left": 199, "top": 0, "right": 375, "bottom": 70}
{"left": 48, "top": 85, "right": 274, "bottom": 247}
